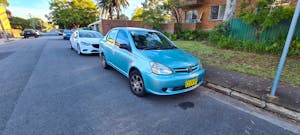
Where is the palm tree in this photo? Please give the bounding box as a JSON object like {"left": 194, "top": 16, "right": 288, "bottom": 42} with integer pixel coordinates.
{"left": 96, "top": 0, "right": 114, "bottom": 20}
{"left": 114, "top": 0, "right": 129, "bottom": 19}
{"left": 96, "top": 0, "right": 129, "bottom": 20}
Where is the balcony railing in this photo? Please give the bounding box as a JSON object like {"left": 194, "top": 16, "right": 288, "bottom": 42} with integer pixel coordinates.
{"left": 180, "top": 0, "right": 202, "bottom": 7}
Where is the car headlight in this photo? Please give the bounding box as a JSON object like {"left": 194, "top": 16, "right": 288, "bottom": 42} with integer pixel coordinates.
{"left": 80, "top": 42, "right": 90, "bottom": 46}
{"left": 150, "top": 62, "right": 173, "bottom": 75}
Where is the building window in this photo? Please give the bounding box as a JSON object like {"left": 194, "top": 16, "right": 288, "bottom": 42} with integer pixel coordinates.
{"left": 185, "top": 10, "right": 200, "bottom": 23}
{"left": 210, "top": 5, "right": 225, "bottom": 20}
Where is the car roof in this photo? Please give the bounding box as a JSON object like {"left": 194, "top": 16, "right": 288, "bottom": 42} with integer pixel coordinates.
{"left": 112, "top": 27, "right": 157, "bottom": 32}
{"left": 78, "top": 30, "right": 98, "bottom": 33}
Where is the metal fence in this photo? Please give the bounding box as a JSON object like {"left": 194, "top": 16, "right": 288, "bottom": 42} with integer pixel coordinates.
{"left": 229, "top": 19, "right": 300, "bottom": 42}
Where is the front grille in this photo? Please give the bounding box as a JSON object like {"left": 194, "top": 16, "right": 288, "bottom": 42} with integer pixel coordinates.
{"left": 92, "top": 44, "right": 99, "bottom": 48}
{"left": 173, "top": 86, "right": 186, "bottom": 91}
{"left": 173, "top": 64, "right": 198, "bottom": 73}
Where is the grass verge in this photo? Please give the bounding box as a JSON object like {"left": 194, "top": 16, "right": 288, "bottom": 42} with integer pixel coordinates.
{"left": 174, "top": 41, "right": 300, "bottom": 86}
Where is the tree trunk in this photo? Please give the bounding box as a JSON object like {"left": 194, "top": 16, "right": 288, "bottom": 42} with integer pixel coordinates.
{"left": 109, "top": 8, "right": 113, "bottom": 20}
{"left": 255, "top": 26, "right": 260, "bottom": 43}
{"left": 223, "top": 0, "right": 237, "bottom": 22}
{"left": 116, "top": 10, "right": 120, "bottom": 19}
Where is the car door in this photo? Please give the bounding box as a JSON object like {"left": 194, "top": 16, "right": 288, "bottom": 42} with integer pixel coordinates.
{"left": 114, "top": 30, "right": 132, "bottom": 74}
{"left": 102, "top": 29, "right": 118, "bottom": 65}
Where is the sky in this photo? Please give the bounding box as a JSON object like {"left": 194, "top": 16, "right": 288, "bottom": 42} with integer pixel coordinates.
{"left": 7, "top": 0, "right": 144, "bottom": 21}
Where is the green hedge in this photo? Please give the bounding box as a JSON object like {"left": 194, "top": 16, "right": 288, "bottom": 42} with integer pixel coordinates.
{"left": 208, "top": 22, "right": 300, "bottom": 56}
{"left": 164, "top": 30, "right": 209, "bottom": 41}
{"left": 163, "top": 22, "right": 300, "bottom": 57}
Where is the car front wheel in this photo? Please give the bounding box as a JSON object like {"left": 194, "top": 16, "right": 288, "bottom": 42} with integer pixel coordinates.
{"left": 100, "top": 54, "right": 109, "bottom": 69}
{"left": 129, "top": 70, "right": 147, "bottom": 97}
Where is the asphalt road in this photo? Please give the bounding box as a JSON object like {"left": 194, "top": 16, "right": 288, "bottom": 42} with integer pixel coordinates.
{"left": 0, "top": 34, "right": 299, "bottom": 135}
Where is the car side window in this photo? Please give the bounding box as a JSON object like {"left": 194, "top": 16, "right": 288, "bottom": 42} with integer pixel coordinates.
{"left": 106, "top": 30, "right": 118, "bottom": 45}
{"left": 115, "top": 30, "right": 130, "bottom": 47}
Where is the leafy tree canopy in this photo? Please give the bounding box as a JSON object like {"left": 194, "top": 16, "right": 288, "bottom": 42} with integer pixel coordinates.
{"left": 119, "top": 14, "right": 129, "bottom": 20}
{"left": 0, "top": 0, "right": 9, "bottom": 7}
{"left": 49, "top": 0, "right": 99, "bottom": 29}
{"left": 139, "top": 0, "right": 170, "bottom": 29}
{"left": 239, "top": 0, "right": 294, "bottom": 41}
{"left": 96, "top": 0, "right": 129, "bottom": 20}
{"left": 9, "top": 16, "right": 30, "bottom": 30}
{"left": 9, "top": 16, "right": 53, "bottom": 30}
{"left": 131, "top": 7, "right": 143, "bottom": 21}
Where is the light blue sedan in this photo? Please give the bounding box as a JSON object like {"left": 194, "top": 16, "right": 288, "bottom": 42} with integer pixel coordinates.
{"left": 99, "top": 27, "right": 205, "bottom": 97}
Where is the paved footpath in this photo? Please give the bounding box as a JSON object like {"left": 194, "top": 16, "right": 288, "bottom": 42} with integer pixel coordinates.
{"left": 0, "top": 35, "right": 299, "bottom": 135}
{"left": 205, "top": 65, "right": 300, "bottom": 118}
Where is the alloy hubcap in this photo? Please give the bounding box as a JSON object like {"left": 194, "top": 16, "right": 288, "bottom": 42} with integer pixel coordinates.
{"left": 130, "top": 75, "right": 144, "bottom": 93}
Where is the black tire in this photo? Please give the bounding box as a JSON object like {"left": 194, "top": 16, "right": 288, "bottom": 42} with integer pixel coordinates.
{"left": 129, "top": 70, "right": 147, "bottom": 97}
{"left": 100, "top": 54, "right": 110, "bottom": 69}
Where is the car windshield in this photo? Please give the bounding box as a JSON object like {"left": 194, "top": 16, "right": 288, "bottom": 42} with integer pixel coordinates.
{"left": 79, "top": 31, "right": 103, "bottom": 38}
{"left": 130, "top": 30, "right": 177, "bottom": 50}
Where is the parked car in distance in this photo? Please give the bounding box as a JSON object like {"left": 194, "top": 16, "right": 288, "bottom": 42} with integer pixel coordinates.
{"left": 34, "top": 30, "right": 40, "bottom": 36}
{"left": 63, "top": 29, "right": 73, "bottom": 40}
{"left": 70, "top": 30, "right": 103, "bottom": 55}
{"left": 99, "top": 27, "right": 205, "bottom": 97}
{"left": 23, "top": 29, "right": 39, "bottom": 38}
{"left": 58, "top": 29, "right": 64, "bottom": 35}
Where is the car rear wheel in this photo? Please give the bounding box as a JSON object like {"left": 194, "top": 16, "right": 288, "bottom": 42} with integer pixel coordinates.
{"left": 129, "top": 70, "right": 147, "bottom": 97}
{"left": 100, "top": 54, "right": 109, "bottom": 69}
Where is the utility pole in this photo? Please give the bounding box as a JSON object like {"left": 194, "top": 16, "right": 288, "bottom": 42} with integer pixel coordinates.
{"left": 270, "top": 1, "right": 300, "bottom": 96}
{"left": 0, "top": 19, "right": 8, "bottom": 40}
{"left": 29, "top": 13, "right": 35, "bottom": 29}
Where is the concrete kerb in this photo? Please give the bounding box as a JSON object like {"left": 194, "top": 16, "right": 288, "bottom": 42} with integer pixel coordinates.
{"left": 0, "top": 38, "right": 22, "bottom": 46}
{"left": 203, "top": 82, "right": 300, "bottom": 122}
{"left": 265, "top": 103, "right": 300, "bottom": 121}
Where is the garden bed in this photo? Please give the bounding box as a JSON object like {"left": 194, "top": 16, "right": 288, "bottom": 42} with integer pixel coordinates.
{"left": 175, "top": 41, "right": 300, "bottom": 86}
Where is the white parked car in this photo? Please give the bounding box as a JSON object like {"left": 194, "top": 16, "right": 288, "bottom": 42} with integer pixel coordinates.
{"left": 70, "top": 30, "right": 103, "bottom": 55}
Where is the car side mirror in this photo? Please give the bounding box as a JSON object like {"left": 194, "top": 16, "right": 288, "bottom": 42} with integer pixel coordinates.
{"left": 119, "top": 43, "right": 131, "bottom": 51}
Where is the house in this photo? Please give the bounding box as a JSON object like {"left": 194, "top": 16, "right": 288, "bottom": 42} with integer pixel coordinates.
{"left": 178, "top": 0, "right": 297, "bottom": 30}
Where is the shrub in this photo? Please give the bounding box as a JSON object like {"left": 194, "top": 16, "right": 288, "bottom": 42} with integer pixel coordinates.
{"left": 209, "top": 22, "right": 230, "bottom": 43}
{"left": 193, "top": 30, "right": 209, "bottom": 41}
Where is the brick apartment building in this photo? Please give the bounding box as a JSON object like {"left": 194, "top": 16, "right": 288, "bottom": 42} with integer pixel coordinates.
{"left": 90, "top": 0, "right": 297, "bottom": 34}
{"left": 178, "top": 0, "right": 297, "bottom": 30}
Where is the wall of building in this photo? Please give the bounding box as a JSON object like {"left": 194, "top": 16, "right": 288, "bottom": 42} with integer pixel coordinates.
{"left": 99, "top": 20, "right": 152, "bottom": 35}
{"left": 180, "top": 0, "right": 245, "bottom": 30}
{"left": 0, "top": 6, "right": 11, "bottom": 30}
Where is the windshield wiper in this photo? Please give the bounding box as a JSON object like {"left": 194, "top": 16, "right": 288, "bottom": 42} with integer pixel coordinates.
{"left": 161, "top": 46, "right": 177, "bottom": 49}
{"left": 142, "top": 46, "right": 161, "bottom": 50}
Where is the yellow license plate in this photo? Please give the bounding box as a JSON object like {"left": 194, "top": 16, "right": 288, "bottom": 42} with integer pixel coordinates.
{"left": 185, "top": 78, "right": 198, "bottom": 88}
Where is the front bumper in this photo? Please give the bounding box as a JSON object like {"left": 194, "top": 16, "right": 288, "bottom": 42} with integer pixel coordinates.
{"left": 143, "top": 69, "right": 205, "bottom": 95}
{"left": 79, "top": 45, "right": 99, "bottom": 54}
